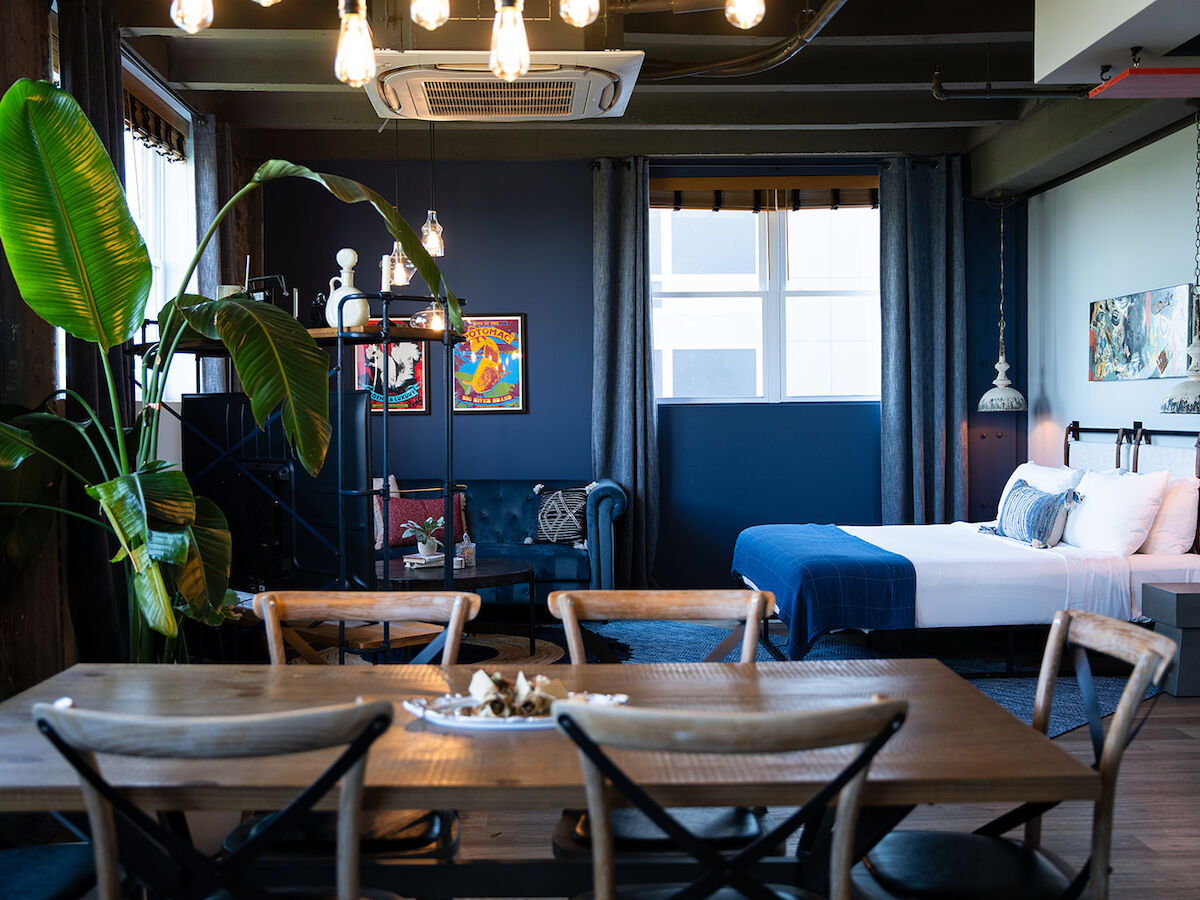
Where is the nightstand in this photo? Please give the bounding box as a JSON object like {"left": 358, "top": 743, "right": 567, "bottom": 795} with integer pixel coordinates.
{"left": 1141, "top": 582, "right": 1200, "bottom": 697}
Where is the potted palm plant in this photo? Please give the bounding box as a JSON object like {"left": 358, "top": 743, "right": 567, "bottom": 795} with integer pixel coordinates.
{"left": 0, "top": 79, "right": 461, "bottom": 659}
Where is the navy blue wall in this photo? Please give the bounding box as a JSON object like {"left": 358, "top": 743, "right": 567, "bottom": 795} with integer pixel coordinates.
{"left": 653, "top": 402, "right": 883, "bottom": 588}
{"left": 964, "top": 200, "right": 1030, "bottom": 521}
{"left": 263, "top": 160, "right": 594, "bottom": 480}
{"left": 262, "top": 160, "right": 1027, "bottom": 588}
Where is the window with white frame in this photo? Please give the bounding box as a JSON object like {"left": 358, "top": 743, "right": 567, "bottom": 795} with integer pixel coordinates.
{"left": 649, "top": 188, "right": 881, "bottom": 403}
{"left": 123, "top": 101, "right": 198, "bottom": 401}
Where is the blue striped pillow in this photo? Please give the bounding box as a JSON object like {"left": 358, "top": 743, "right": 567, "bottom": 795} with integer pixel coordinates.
{"left": 995, "top": 479, "right": 1077, "bottom": 548}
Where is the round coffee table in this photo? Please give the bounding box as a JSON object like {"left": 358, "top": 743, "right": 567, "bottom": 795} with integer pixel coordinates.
{"left": 375, "top": 558, "right": 537, "bottom": 654}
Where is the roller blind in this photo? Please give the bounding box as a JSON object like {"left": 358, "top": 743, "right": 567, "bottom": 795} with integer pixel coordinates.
{"left": 649, "top": 175, "right": 879, "bottom": 211}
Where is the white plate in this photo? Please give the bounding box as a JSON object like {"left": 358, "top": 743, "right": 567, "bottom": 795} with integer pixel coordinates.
{"left": 401, "top": 691, "right": 629, "bottom": 730}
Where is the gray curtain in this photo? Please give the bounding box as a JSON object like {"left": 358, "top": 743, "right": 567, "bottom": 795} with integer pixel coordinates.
{"left": 58, "top": 0, "right": 130, "bottom": 660}
{"left": 880, "top": 156, "right": 968, "bottom": 525}
{"left": 592, "top": 158, "right": 660, "bottom": 586}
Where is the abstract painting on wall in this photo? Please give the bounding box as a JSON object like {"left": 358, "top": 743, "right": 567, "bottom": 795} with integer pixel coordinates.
{"left": 1088, "top": 284, "right": 1191, "bottom": 381}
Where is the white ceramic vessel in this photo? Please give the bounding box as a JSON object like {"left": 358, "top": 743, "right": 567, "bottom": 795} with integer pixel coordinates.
{"left": 324, "top": 247, "right": 370, "bottom": 328}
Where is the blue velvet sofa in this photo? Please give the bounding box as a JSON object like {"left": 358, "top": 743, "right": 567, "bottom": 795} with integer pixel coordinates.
{"left": 383, "top": 478, "right": 627, "bottom": 605}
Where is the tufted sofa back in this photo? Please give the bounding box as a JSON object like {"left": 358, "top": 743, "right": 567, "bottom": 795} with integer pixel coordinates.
{"left": 393, "top": 479, "right": 587, "bottom": 545}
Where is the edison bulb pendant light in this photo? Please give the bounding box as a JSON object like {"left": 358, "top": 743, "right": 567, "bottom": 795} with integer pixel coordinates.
{"left": 169, "top": 0, "right": 214, "bottom": 33}
{"left": 251, "top": 0, "right": 283, "bottom": 6}
{"left": 724, "top": 0, "right": 765, "bottom": 29}
{"left": 390, "top": 241, "right": 415, "bottom": 286}
{"left": 421, "top": 210, "right": 445, "bottom": 257}
{"left": 410, "top": 0, "right": 450, "bottom": 30}
{"left": 335, "top": 0, "right": 376, "bottom": 88}
{"left": 490, "top": 0, "right": 530, "bottom": 82}
{"left": 410, "top": 300, "right": 444, "bottom": 331}
{"left": 559, "top": 0, "right": 599, "bottom": 28}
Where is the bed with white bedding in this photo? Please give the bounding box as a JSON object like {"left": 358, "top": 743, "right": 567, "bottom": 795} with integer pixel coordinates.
{"left": 732, "top": 423, "right": 1200, "bottom": 659}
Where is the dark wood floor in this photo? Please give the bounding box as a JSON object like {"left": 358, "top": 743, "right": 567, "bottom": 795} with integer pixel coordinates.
{"left": 458, "top": 693, "right": 1200, "bottom": 899}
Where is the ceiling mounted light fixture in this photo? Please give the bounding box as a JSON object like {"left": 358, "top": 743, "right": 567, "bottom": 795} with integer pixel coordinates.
{"left": 1161, "top": 114, "right": 1200, "bottom": 414}
{"left": 410, "top": 0, "right": 450, "bottom": 31}
{"left": 978, "top": 198, "right": 1027, "bottom": 413}
{"left": 724, "top": 0, "right": 765, "bottom": 30}
{"left": 421, "top": 122, "right": 446, "bottom": 257}
{"left": 334, "top": 0, "right": 377, "bottom": 88}
{"left": 169, "top": 0, "right": 214, "bottom": 33}
{"left": 559, "top": 0, "right": 600, "bottom": 28}
{"left": 388, "top": 122, "right": 415, "bottom": 287}
{"left": 490, "top": 0, "right": 531, "bottom": 82}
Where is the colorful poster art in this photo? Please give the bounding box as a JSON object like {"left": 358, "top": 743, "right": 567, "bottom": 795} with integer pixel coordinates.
{"left": 354, "top": 320, "right": 428, "bottom": 413}
{"left": 453, "top": 315, "right": 526, "bottom": 413}
{"left": 1088, "top": 284, "right": 1191, "bottom": 382}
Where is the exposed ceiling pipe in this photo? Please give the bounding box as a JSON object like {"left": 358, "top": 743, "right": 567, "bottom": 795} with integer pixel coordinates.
{"left": 931, "top": 66, "right": 1091, "bottom": 101}
{"left": 637, "top": 0, "right": 847, "bottom": 82}
{"left": 610, "top": 0, "right": 723, "bottom": 14}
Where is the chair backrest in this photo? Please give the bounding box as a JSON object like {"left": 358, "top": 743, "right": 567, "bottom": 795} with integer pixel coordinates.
{"left": 554, "top": 696, "right": 907, "bottom": 900}
{"left": 255, "top": 590, "right": 482, "bottom": 665}
{"left": 1029, "top": 609, "right": 1177, "bottom": 899}
{"left": 547, "top": 589, "right": 773, "bottom": 663}
{"left": 33, "top": 696, "right": 393, "bottom": 900}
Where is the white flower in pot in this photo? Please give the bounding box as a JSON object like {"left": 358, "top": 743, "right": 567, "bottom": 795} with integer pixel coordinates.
{"left": 402, "top": 516, "right": 445, "bottom": 556}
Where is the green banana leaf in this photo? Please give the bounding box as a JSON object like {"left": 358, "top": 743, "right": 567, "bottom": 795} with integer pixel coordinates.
{"left": 178, "top": 297, "right": 331, "bottom": 476}
{"left": 170, "top": 497, "right": 236, "bottom": 624}
{"left": 0, "top": 421, "right": 37, "bottom": 469}
{"left": 0, "top": 80, "right": 151, "bottom": 350}
{"left": 128, "top": 544, "right": 176, "bottom": 638}
{"left": 251, "top": 161, "right": 462, "bottom": 332}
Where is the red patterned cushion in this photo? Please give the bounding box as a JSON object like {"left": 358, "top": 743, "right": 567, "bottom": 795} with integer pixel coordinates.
{"left": 382, "top": 493, "right": 464, "bottom": 547}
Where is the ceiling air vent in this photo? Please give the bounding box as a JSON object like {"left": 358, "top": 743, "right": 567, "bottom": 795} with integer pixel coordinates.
{"left": 366, "top": 50, "right": 644, "bottom": 122}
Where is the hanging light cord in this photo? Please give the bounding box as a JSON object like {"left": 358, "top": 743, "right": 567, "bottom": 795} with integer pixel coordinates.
{"left": 997, "top": 208, "right": 1006, "bottom": 358}
{"left": 428, "top": 121, "right": 436, "bottom": 211}
{"left": 1192, "top": 112, "right": 1200, "bottom": 330}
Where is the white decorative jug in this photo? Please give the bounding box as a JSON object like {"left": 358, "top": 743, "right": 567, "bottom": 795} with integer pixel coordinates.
{"left": 325, "top": 247, "right": 370, "bottom": 329}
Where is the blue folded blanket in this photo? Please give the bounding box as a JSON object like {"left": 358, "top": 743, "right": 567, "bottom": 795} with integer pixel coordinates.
{"left": 731, "top": 524, "right": 916, "bottom": 659}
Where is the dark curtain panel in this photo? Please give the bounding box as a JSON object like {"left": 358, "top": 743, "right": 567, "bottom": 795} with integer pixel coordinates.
{"left": 58, "top": 0, "right": 129, "bottom": 661}
{"left": 592, "top": 158, "right": 660, "bottom": 586}
{"left": 880, "top": 156, "right": 969, "bottom": 525}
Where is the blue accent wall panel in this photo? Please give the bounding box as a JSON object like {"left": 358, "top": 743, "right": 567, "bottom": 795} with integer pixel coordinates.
{"left": 652, "top": 402, "right": 883, "bottom": 588}
{"left": 264, "top": 160, "right": 593, "bottom": 480}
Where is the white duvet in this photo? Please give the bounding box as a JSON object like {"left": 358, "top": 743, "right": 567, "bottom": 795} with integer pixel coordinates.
{"left": 834, "top": 522, "right": 1200, "bottom": 628}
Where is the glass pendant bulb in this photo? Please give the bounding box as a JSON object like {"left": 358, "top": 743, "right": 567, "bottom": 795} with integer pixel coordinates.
{"left": 724, "top": 0, "right": 764, "bottom": 30}
{"left": 410, "top": 0, "right": 450, "bottom": 31}
{"left": 334, "top": 0, "right": 376, "bottom": 88}
{"left": 409, "top": 300, "right": 444, "bottom": 332}
{"left": 390, "top": 240, "right": 414, "bottom": 287}
{"left": 490, "top": 0, "right": 530, "bottom": 82}
{"left": 251, "top": 0, "right": 283, "bottom": 6}
{"left": 169, "top": 0, "right": 214, "bottom": 33}
{"left": 559, "top": 0, "right": 599, "bottom": 28}
{"left": 421, "top": 210, "right": 445, "bottom": 257}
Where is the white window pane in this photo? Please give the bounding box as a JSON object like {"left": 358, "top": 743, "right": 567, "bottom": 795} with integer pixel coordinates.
{"left": 830, "top": 341, "right": 882, "bottom": 396}
{"left": 785, "top": 296, "right": 833, "bottom": 341}
{"left": 786, "top": 341, "right": 832, "bottom": 396}
{"left": 786, "top": 207, "right": 879, "bottom": 292}
{"left": 830, "top": 294, "right": 879, "bottom": 342}
{"left": 653, "top": 208, "right": 762, "bottom": 293}
{"left": 653, "top": 296, "right": 763, "bottom": 399}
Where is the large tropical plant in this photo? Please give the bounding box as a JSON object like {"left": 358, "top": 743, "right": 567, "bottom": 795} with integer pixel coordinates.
{"left": 0, "top": 79, "right": 460, "bottom": 658}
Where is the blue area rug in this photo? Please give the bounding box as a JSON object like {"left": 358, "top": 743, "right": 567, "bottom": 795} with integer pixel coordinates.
{"left": 583, "top": 621, "right": 1149, "bottom": 739}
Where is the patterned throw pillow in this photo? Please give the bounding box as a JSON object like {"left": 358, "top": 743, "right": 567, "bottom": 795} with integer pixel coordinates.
{"left": 988, "top": 479, "right": 1077, "bottom": 549}
{"left": 534, "top": 483, "right": 590, "bottom": 544}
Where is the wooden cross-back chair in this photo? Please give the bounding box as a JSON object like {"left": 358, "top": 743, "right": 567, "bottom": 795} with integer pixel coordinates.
{"left": 555, "top": 696, "right": 908, "bottom": 900}
{"left": 855, "top": 609, "right": 1177, "bottom": 900}
{"left": 255, "top": 590, "right": 482, "bottom": 666}
{"left": 547, "top": 589, "right": 774, "bottom": 664}
{"left": 34, "top": 697, "right": 394, "bottom": 900}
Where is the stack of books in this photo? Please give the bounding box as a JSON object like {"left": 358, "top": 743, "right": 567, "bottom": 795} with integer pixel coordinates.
{"left": 402, "top": 552, "right": 466, "bottom": 569}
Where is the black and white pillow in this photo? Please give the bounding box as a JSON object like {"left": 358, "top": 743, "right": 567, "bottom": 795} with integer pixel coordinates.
{"left": 534, "top": 483, "right": 591, "bottom": 544}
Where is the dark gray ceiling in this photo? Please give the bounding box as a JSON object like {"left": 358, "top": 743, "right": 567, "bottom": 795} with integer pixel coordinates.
{"left": 117, "top": 0, "right": 1198, "bottom": 194}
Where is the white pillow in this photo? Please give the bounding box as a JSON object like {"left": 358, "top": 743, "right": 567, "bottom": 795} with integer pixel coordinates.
{"left": 997, "top": 462, "right": 1084, "bottom": 513}
{"left": 1062, "top": 469, "right": 1169, "bottom": 555}
{"left": 1139, "top": 476, "right": 1200, "bottom": 554}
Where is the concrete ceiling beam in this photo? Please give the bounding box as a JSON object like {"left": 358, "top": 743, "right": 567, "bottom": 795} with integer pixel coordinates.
{"left": 967, "top": 96, "right": 1197, "bottom": 196}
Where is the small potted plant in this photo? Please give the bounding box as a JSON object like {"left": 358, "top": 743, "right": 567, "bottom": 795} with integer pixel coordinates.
{"left": 402, "top": 516, "right": 445, "bottom": 556}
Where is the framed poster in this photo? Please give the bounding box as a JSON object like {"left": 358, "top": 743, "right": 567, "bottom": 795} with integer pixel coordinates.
{"left": 1088, "top": 284, "right": 1191, "bottom": 381}
{"left": 354, "top": 319, "right": 429, "bottom": 413}
{"left": 453, "top": 314, "right": 526, "bottom": 413}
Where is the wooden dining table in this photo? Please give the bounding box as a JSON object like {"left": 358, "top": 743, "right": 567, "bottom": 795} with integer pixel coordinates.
{"left": 0, "top": 659, "right": 1099, "bottom": 894}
